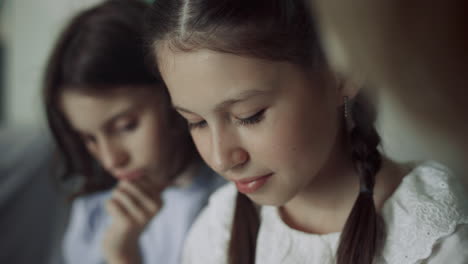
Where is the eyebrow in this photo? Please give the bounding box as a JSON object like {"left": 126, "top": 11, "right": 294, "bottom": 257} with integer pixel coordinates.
{"left": 174, "top": 89, "right": 269, "bottom": 114}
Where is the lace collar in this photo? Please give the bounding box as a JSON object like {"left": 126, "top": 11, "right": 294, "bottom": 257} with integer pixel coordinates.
{"left": 381, "top": 161, "right": 468, "bottom": 263}
{"left": 259, "top": 161, "right": 468, "bottom": 263}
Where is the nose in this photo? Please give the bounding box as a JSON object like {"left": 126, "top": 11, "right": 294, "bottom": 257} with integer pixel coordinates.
{"left": 210, "top": 126, "right": 249, "bottom": 173}
{"left": 97, "top": 138, "right": 129, "bottom": 172}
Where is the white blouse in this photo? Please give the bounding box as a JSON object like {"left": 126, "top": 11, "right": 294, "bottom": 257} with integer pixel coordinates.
{"left": 182, "top": 161, "right": 468, "bottom": 264}
{"left": 62, "top": 165, "right": 226, "bottom": 264}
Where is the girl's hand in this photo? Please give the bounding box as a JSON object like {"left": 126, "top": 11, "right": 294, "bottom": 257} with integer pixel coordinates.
{"left": 102, "top": 178, "right": 166, "bottom": 264}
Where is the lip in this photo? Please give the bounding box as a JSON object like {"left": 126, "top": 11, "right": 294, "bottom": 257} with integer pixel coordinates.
{"left": 234, "top": 173, "right": 273, "bottom": 194}
{"left": 115, "top": 169, "right": 145, "bottom": 181}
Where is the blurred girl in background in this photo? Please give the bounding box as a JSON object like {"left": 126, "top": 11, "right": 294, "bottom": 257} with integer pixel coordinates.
{"left": 43, "top": 0, "right": 224, "bottom": 263}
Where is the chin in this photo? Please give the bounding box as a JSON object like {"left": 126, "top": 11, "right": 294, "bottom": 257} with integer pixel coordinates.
{"left": 246, "top": 190, "right": 291, "bottom": 207}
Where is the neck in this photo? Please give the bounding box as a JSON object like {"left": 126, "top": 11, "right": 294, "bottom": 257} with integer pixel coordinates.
{"left": 281, "top": 130, "right": 360, "bottom": 234}
{"left": 280, "top": 135, "right": 408, "bottom": 235}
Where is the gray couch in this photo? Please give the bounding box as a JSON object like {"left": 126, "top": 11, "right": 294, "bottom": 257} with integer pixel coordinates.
{"left": 0, "top": 125, "right": 70, "bottom": 264}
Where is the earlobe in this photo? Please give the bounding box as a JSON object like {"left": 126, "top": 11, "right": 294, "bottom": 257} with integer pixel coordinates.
{"left": 333, "top": 73, "right": 363, "bottom": 106}
{"left": 342, "top": 79, "right": 361, "bottom": 100}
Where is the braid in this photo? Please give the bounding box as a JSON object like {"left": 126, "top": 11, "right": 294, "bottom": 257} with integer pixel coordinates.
{"left": 336, "top": 93, "right": 384, "bottom": 264}
{"left": 228, "top": 192, "right": 260, "bottom": 264}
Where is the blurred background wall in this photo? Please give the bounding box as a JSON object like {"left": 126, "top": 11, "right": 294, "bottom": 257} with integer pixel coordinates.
{"left": 377, "top": 88, "right": 465, "bottom": 182}
{"left": 320, "top": 19, "right": 466, "bottom": 181}
{"left": 0, "top": 1, "right": 104, "bottom": 264}
{"left": 0, "top": 0, "right": 105, "bottom": 128}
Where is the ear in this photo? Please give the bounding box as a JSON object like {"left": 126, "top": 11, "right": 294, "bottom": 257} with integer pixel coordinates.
{"left": 333, "top": 73, "right": 362, "bottom": 106}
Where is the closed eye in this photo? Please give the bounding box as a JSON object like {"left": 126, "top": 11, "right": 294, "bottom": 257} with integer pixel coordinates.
{"left": 188, "top": 120, "right": 207, "bottom": 130}
{"left": 236, "top": 109, "right": 266, "bottom": 126}
{"left": 187, "top": 109, "right": 266, "bottom": 130}
{"left": 119, "top": 119, "right": 138, "bottom": 132}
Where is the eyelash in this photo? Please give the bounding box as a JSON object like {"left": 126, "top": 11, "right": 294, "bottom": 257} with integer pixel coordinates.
{"left": 79, "top": 119, "right": 138, "bottom": 147}
{"left": 188, "top": 120, "right": 207, "bottom": 130}
{"left": 120, "top": 120, "right": 138, "bottom": 132}
{"left": 236, "top": 109, "right": 266, "bottom": 126}
{"left": 187, "top": 109, "right": 266, "bottom": 130}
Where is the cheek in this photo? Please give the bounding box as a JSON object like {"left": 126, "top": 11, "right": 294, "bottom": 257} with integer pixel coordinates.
{"left": 132, "top": 117, "right": 163, "bottom": 163}
{"left": 85, "top": 143, "right": 98, "bottom": 158}
{"left": 257, "top": 123, "right": 309, "bottom": 170}
{"left": 191, "top": 132, "right": 213, "bottom": 167}
{"left": 86, "top": 145, "right": 103, "bottom": 165}
{"left": 262, "top": 103, "right": 338, "bottom": 175}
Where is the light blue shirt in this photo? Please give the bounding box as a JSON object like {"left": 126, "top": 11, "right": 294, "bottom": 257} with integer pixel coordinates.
{"left": 63, "top": 165, "right": 225, "bottom": 264}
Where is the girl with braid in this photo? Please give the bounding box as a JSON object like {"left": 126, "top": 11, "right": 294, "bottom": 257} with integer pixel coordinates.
{"left": 144, "top": 0, "right": 468, "bottom": 263}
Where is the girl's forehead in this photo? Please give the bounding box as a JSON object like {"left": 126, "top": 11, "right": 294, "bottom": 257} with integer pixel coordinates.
{"left": 160, "top": 50, "right": 284, "bottom": 111}
{"left": 60, "top": 85, "right": 160, "bottom": 105}
{"left": 61, "top": 90, "right": 132, "bottom": 119}
{"left": 160, "top": 50, "right": 285, "bottom": 92}
{"left": 161, "top": 50, "right": 326, "bottom": 118}
{"left": 158, "top": 47, "right": 276, "bottom": 79}
{"left": 61, "top": 89, "right": 132, "bottom": 107}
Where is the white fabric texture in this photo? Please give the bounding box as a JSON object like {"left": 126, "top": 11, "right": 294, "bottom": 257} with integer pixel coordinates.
{"left": 182, "top": 161, "right": 468, "bottom": 264}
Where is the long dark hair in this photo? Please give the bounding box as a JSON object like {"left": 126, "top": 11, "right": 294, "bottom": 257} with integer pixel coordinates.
{"left": 145, "top": 1, "right": 383, "bottom": 263}
{"left": 43, "top": 0, "right": 198, "bottom": 198}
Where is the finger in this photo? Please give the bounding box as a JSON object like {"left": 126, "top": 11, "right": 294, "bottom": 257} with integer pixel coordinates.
{"left": 105, "top": 197, "right": 134, "bottom": 227}
{"left": 112, "top": 188, "right": 149, "bottom": 225}
{"left": 119, "top": 181, "right": 162, "bottom": 215}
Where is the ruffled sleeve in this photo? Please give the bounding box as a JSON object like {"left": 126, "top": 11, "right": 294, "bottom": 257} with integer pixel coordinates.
{"left": 381, "top": 161, "right": 468, "bottom": 264}
{"left": 426, "top": 224, "right": 468, "bottom": 263}
{"left": 182, "top": 183, "right": 238, "bottom": 264}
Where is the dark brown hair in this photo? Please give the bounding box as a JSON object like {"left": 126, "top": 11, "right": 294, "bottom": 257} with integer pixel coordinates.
{"left": 43, "top": 0, "right": 198, "bottom": 198}
{"left": 145, "top": 0, "right": 383, "bottom": 263}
